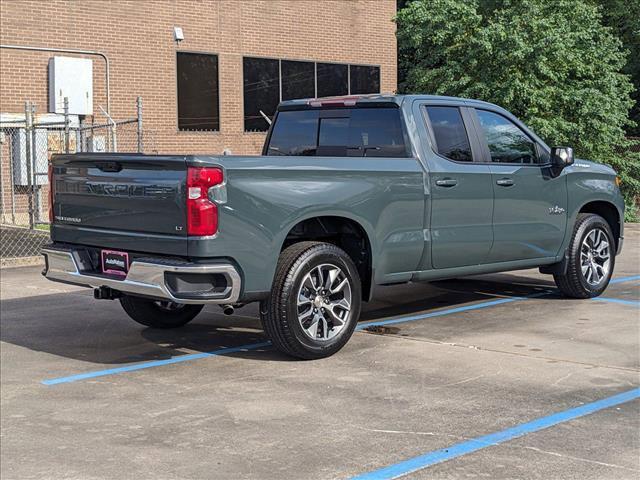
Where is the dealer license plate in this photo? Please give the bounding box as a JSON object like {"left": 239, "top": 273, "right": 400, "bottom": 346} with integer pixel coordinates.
{"left": 101, "top": 249, "right": 129, "bottom": 276}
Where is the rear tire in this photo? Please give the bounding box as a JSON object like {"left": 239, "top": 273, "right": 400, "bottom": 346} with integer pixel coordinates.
{"left": 260, "top": 241, "right": 362, "bottom": 360}
{"left": 120, "top": 295, "right": 204, "bottom": 328}
{"left": 554, "top": 213, "right": 615, "bottom": 298}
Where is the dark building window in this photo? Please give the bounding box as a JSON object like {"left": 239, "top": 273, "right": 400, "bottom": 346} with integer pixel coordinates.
{"left": 243, "top": 57, "right": 382, "bottom": 132}
{"left": 317, "top": 63, "right": 348, "bottom": 97}
{"left": 350, "top": 65, "right": 380, "bottom": 95}
{"left": 281, "top": 60, "right": 315, "bottom": 101}
{"left": 425, "top": 106, "right": 473, "bottom": 162}
{"left": 243, "top": 57, "right": 280, "bottom": 132}
{"left": 177, "top": 52, "right": 219, "bottom": 131}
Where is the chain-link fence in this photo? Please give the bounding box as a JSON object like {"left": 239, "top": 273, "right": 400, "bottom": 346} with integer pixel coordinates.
{"left": 1, "top": 97, "right": 146, "bottom": 266}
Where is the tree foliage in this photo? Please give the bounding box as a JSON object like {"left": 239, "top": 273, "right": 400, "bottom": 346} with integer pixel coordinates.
{"left": 595, "top": 0, "right": 640, "bottom": 137}
{"left": 397, "top": 0, "right": 640, "bottom": 220}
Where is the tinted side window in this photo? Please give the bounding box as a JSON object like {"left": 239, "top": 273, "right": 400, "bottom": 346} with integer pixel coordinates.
{"left": 425, "top": 106, "right": 473, "bottom": 162}
{"left": 177, "top": 52, "right": 219, "bottom": 131}
{"left": 476, "top": 110, "right": 539, "bottom": 164}
{"left": 267, "top": 110, "right": 319, "bottom": 156}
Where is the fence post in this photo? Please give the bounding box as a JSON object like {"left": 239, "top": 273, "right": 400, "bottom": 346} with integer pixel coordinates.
{"left": 24, "top": 101, "right": 35, "bottom": 229}
{"left": 137, "top": 96, "right": 143, "bottom": 153}
{"left": 63, "top": 96, "right": 70, "bottom": 154}
{"left": 31, "top": 103, "right": 43, "bottom": 224}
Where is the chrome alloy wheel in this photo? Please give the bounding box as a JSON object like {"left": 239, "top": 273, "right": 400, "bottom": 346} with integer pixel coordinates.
{"left": 580, "top": 228, "right": 611, "bottom": 286}
{"left": 296, "top": 263, "right": 352, "bottom": 341}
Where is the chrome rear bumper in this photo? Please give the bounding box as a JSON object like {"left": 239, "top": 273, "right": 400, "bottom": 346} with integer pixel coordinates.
{"left": 42, "top": 247, "right": 241, "bottom": 304}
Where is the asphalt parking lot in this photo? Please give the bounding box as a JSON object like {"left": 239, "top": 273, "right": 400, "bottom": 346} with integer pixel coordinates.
{"left": 1, "top": 226, "right": 638, "bottom": 480}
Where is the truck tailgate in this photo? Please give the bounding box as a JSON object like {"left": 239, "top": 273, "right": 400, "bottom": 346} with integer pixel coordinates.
{"left": 51, "top": 154, "right": 188, "bottom": 247}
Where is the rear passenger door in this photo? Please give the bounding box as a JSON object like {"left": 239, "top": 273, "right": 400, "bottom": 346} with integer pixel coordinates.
{"left": 420, "top": 105, "right": 494, "bottom": 269}
{"left": 472, "top": 109, "right": 567, "bottom": 262}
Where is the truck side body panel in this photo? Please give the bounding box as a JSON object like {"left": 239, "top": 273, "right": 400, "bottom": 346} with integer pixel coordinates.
{"left": 191, "top": 155, "right": 425, "bottom": 296}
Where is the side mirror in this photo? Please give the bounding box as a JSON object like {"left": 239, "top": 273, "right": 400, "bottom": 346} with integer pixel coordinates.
{"left": 551, "top": 146, "right": 574, "bottom": 170}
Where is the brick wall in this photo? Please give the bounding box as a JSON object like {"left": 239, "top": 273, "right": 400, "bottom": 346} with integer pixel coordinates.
{"left": 0, "top": 0, "right": 398, "bottom": 155}
{"left": 1, "top": 0, "right": 396, "bottom": 224}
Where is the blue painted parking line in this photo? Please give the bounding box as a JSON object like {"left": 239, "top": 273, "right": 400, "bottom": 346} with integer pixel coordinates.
{"left": 357, "top": 274, "right": 640, "bottom": 331}
{"left": 609, "top": 275, "right": 640, "bottom": 284}
{"left": 593, "top": 297, "right": 640, "bottom": 307}
{"left": 42, "top": 341, "right": 272, "bottom": 385}
{"left": 42, "top": 275, "right": 639, "bottom": 386}
{"left": 351, "top": 387, "right": 640, "bottom": 480}
{"left": 43, "top": 296, "right": 542, "bottom": 386}
{"left": 356, "top": 295, "right": 531, "bottom": 330}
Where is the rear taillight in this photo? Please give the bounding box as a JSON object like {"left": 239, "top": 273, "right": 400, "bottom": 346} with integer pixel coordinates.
{"left": 48, "top": 163, "right": 54, "bottom": 223}
{"left": 186, "top": 166, "right": 224, "bottom": 236}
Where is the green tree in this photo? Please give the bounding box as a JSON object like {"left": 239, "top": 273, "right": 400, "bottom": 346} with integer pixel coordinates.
{"left": 397, "top": 0, "right": 640, "bottom": 220}
{"left": 595, "top": 0, "right": 640, "bottom": 136}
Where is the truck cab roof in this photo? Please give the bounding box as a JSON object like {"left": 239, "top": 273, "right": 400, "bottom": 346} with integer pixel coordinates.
{"left": 277, "top": 94, "right": 502, "bottom": 111}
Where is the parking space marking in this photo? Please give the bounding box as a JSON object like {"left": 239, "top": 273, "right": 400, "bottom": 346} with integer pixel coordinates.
{"left": 41, "top": 341, "right": 271, "bottom": 385}
{"left": 40, "top": 275, "right": 640, "bottom": 386}
{"left": 351, "top": 388, "right": 640, "bottom": 480}
{"left": 593, "top": 297, "right": 639, "bottom": 307}
{"left": 42, "top": 297, "right": 539, "bottom": 386}
{"left": 356, "top": 295, "right": 532, "bottom": 330}
{"left": 357, "top": 274, "right": 640, "bottom": 331}
{"left": 609, "top": 275, "right": 640, "bottom": 284}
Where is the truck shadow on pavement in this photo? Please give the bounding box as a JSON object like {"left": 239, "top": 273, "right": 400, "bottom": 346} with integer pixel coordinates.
{"left": 360, "top": 273, "right": 557, "bottom": 321}
{"left": 0, "top": 273, "right": 559, "bottom": 366}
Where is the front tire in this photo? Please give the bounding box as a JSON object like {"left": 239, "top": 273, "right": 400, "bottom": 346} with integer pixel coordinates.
{"left": 554, "top": 213, "right": 615, "bottom": 298}
{"left": 120, "top": 295, "right": 204, "bottom": 328}
{"left": 260, "top": 241, "right": 362, "bottom": 360}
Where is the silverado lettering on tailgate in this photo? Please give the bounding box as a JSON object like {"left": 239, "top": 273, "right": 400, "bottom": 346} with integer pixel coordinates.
{"left": 56, "top": 180, "right": 177, "bottom": 199}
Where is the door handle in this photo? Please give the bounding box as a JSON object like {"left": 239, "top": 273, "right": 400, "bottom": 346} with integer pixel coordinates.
{"left": 435, "top": 178, "right": 458, "bottom": 187}
{"left": 496, "top": 178, "right": 514, "bottom": 187}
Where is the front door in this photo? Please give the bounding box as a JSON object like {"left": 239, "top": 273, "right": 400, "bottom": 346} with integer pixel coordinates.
{"left": 421, "top": 105, "right": 494, "bottom": 269}
{"left": 473, "top": 109, "right": 567, "bottom": 262}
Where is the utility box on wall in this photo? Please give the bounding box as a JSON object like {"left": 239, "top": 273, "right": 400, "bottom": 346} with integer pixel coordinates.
{"left": 48, "top": 56, "right": 93, "bottom": 115}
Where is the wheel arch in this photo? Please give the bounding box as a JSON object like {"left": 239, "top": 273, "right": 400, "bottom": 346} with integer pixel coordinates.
{"left": 578, "top": 200, "right": 621, "bottom": 251}
{"left": 279, "top": 215, "right": 374, "bottom": 301}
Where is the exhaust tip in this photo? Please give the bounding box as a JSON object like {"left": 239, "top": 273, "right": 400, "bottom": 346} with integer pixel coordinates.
{"left": 222, "top": 304, "right": 234, "bottom": 316}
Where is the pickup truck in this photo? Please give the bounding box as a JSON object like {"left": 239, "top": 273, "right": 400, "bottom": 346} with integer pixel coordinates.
{"left": 42, "top": 94, "right": 624, "bottom": 359}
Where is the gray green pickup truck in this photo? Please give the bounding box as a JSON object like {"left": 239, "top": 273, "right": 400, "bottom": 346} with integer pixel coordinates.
{"left": 42, "top": 94, "right": 624, "bottom": 359}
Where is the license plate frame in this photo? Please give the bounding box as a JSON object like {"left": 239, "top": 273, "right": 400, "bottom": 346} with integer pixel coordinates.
{"left": 101, "top": 249, "right": 129, "bottom": 276}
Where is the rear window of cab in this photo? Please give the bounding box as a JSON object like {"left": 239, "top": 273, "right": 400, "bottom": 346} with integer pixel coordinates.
{"left": 266, "top": 108, "right": 409, "bottom": 157}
